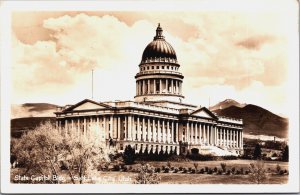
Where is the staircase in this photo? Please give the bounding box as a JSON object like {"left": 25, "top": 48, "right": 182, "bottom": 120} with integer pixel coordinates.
{"left": 200, "top": 145, "right": 238, "bottom": 156}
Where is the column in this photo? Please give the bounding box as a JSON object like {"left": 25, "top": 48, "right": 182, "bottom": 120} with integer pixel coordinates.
{"left": 233, "top": 130, "right": 236, "bottom": 147}
{"left": 157, "top": 119, "right": 161, "bottom": 143}
{"left": 83, "top": 118, "right": 86, "bottom": 137}
{"left": 153, "top": 79, "right": 156, "bottom": 94}
{"left": 171, "top": 121, "right": 174, "bottom": 143}
{"left": 230, "top": 129, "right": 233, "bottom": 147}
{"left": 117, "top": 117, "right": 121, "bottom": 140}
{"left": 194, "top": 123, "right": 197, "bottom": 144}
{"left": 128, "top": 116, "right": 132, "bottom": 140}
{"left": 199, "top": 123, "right": 202, "bottom": 144}
{"left": 142, "top": 117, "right": 146, "bottom": 141}
{"left": 241, "top": 131, "right": 243, "bottom": 148}
{"left": 147, "top": 118, "right": 151, "bottom": 141}
{"left": 186, "top": 122, "right": 189, "bottom": 143}
{"left": 171, "top": 79, "right": 174, "bottom": 93}
{"left": 238, "top": 130, "right": 241, "bottom": 148}
{"left": 110, "top": 115, "right": 113, "bottom": 139}
{"left": 162, "top": 120, "right": 165, "bottom": 143}
{"left": 77, "top": 118, "right": 80, "bottom": 137}
{"left": 137, "top": 116, "right": 140, "bottom": 141}
{"left": 215, "top": 126, "right": 217, "bottom": 145}
{"left": 159, "top": 79, "right": 162, "bottom": 94}
{"left": 147, "top": 79, "right": 150, "bottom": 94}
{"left": 132, "top": 116, "right": 136, "bottom": 140}
{"left": 203, "top": 124, "right": 206, "bottom": 144}
{"left": 143, "top": 80, "right": 145, "bottom": 94}
{"left": 152, "top": 118, "right": 156, "bottom": 142}
{"left": 167, "top": 120, "right": 170, "bottom": 143}
{"left": 123, "top": 116, "right": 127, "bottom": 140}
{"left": 176, "top": 122, "right": 179, "bottom": 143}
{"left": 166, "top": 79, "right": 169, "bottom": 93}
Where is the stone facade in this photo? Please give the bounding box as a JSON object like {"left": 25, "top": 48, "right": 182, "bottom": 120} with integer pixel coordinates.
{"left": 55, "top": 24, "right": 244, "bottom": 156}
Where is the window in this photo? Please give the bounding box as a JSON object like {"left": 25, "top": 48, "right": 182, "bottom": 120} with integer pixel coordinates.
{"left": 162, "top": 66, "right": 164, "bottom": 69}
{"left": 171, "top": 67, "right": 173, "bottom": 70}
{"left": 152, "top": 66, "right": 154, "bottom": 69}
{"left": 167, "top": 66, "right": 169, "bottom": 69}
{"left": 157, "top": 66, "right": 159, "bottom": 69}
{"left": 120, "top": 144, "right": 123, "bottom": 150}
{"left": 147, "top": 66, "right": 149, "bottom": 70}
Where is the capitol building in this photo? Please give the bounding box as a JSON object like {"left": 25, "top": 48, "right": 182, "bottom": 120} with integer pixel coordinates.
{"left": 55, "top": 24, "right": 244, "bottom": 156}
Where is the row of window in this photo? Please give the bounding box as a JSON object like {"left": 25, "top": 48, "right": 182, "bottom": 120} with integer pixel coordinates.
{"left": 140, "top": 65, "right": 179, "bottom": 71}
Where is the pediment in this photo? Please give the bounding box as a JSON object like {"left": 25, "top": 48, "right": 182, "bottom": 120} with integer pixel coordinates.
{"left": 64, "top": 99, "right": 111, "bottom": 112}
{"left": 190, "top": 107, "right": 217, "bottom": 119}
{"left": 73, "top": 102, "right": 107, "bottom": 111}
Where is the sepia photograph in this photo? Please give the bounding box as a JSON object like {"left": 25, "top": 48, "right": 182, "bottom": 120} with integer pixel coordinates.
{"left": 1, "top": 0, "right": 299, "bottom": 193}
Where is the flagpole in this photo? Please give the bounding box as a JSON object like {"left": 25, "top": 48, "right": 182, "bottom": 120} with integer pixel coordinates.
{"left": 92, "top": 69, "right": 94, "bottom": 100}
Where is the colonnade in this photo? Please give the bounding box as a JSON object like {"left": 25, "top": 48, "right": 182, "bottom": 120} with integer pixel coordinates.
{"left": 217, "top": 127, "right": 243, "bottom": 148}
{"left": 57, "top": 115, "right": 243, "bottom": 149}
{"left": 136, "top": 78, "right": 182, "bottom": 95}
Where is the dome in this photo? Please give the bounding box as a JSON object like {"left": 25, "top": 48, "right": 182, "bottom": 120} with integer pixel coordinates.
{"left": 141, "top": 24, "right": 177, "bottom": 63}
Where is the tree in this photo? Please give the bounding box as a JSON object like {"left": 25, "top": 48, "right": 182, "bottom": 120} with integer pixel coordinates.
{"left": 134, "top": 163, "right": 161, "bottom": 184}
{"left": 282, "top": 145, "right": 289, "bottom": 162}
{"left": 11, "top": 121, "right": 114, "bottom": 184}
{"left": 11, "top": 121, "right": 64, "bottom": 183}
{"left": 123, "top": 145, "right": 136, "bottom": 165}
{"left": 248, "top": 160, "right": 268, "bottom": 184}
{"left": 253, "top": 143, "right": 262, "bottom": 160}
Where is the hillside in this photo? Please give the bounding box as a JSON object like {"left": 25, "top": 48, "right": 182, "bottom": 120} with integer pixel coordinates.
{"left": 11, "top": 103, "right": 58, "bottom": 119}
{"left": 213, "top": 104, "right": 288, "bottom": 138}
{"left": 210, "top": 99, "right": 246, "bottom": 111}
{"left": 11, "top": 117, "right": 56, "bottom": 138}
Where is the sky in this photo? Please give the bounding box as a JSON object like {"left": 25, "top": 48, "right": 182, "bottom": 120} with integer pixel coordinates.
{"left": 10, "top": 1, "right": 298, "bottom": 116}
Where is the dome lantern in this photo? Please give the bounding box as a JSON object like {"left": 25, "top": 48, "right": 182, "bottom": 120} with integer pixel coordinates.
{"left": 154, "top": 23, "right": 164, "bottom": 40}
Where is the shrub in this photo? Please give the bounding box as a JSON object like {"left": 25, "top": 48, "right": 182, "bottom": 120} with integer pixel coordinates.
{"left": 123, "top": 166, "right": 128, "bottom": 172}
{"left": 235, "top": 170, "right": 240, "bottom": 175}
{"left": 194, "top": 163, "right": 199, "bottom": 170}
{"left": 167, "top": 161, "right": 172, "bottom": 168}
{"left": 279, "top": 170, "right": 285, "bottom": 175}
{"left": 191, "top": 148, "right": 199, "bottom": 154}
{"left": 231, "top": 167, "right": 236, "bottom": 174}
{"left": 226, "top": 170, "right": 231, "bottom": 175}
{"left": 217, "top": 169, "right": 223, "bottom": 175}
{"left": 276, "top": 164, "right": 281, "bottom": 174}
{"left": 156, "top": 167, "right": 161, "bottom": 173}
{"left": 213, "top": 167, "right": 218, "bottom": 173}
{"left": 164, "top": 167, "right": 170, "bottom": 173}
{"left": 240, "top": 168, "right": 244, "bottom": 175}
{"left": 248, "top": 160, "right": 268, "bottom": 184}
{"left": 179, "top": 166, "right": 183, "bottom": 171}
{"left": 162, "top": 165, "right": 166, "bottom": 170}
{"left": 220, "top": 163, "right": 226, "bottom": 172}
{"left": 182, "top": 168, "right": 188, "bottom": 173}
{"left": 123, "top": 145, "right": 136, "bottom": 165}
{"left": 174, "top": 168, "right": 178, "bottom": 173}
{"left": 205, "top": 166, "right": 209, "bottom": 172}
{"left": 245, "top": 170, "right": 249, "bottom": 175}
{"left": 191, "top": 168, "right": 196, "bottom": 174}
{"left": 253, "top": 144, "right": 262, "bottom": 160}
{"left": 207, "top": 169, "right": 213, "bottom": 174}
{"left": 188, "top": 167, "right": 192, "bottom": 172}
{"left": 282, "top": 145, "right": 289, "bottom": 162}
{"left": 134, "top": 164, "right": 161, "bottom": 184}
{"left": 199, "top": 168, "right": 204, "bottom": 174}
{"left": 113, "top": 164, "right": 120, "bottom": 171}
{"left": 128, "top": 165, "right": 133, "bottom": 171}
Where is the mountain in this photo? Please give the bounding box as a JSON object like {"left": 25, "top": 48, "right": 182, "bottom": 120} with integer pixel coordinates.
{"left": 209, "top": 99, "right": 246, "bottom": 111}
{"left": 212, "top": 104, "right": 288, "bottom": 138}
{"left": 11, "top": 103, "right": 58, "bottom": 119}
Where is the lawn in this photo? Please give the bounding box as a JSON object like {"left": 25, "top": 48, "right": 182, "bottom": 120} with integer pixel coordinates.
{"left": 11, "top": 159, "right": 288, "bottom": 184}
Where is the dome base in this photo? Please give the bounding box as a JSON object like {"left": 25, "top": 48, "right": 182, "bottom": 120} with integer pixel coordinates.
{"left": 134, "top": 94, "right": 184, "bottom": 103}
